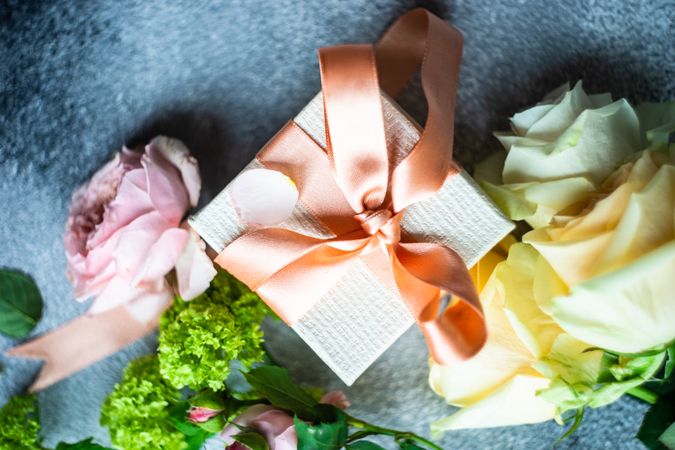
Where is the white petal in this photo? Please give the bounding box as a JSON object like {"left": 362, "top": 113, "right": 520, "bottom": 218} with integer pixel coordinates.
{"left": 522, "top": 81, "right": 592, "bottom": 141}
{"left": 503, "top": 99, "right": 640, "bottom": 185}
{"left": 229, "top": 168, "right": 299, "bottom": 227}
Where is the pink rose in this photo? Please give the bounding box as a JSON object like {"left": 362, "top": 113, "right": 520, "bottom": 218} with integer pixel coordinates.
{"left": 64, "top": 136, "right": 216, "bottom": 321}
{"left": 222, "top": 405, "right": 297, "bottom": 450}
{"left": 222, "top": 391, "right": 349, "bottom": 450}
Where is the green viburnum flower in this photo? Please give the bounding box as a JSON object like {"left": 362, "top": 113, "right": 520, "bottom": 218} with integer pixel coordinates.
{"left": 158, "top": 270, "right": 268, "bottom": 391}
{"left": 0, "top": 394, "right": 41, "bottom": 450}
{"left": 100, "top": 355, "right": 185, "bottom": 450}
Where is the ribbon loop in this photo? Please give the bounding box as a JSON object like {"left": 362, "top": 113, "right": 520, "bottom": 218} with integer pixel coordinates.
{"left": 376, "top": 9, "right": 464, "bottom": 212}
{"left": 318, "top": 44, "right": 389, "bottom": 213}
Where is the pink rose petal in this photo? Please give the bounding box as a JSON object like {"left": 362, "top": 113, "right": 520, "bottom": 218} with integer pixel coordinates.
{"left": 149, "top": 136, "right": 201, "bottom": 207}
{"left": 273, "top": 425, "right": 298, "bottom": 450}
{"left": 175, "top": 228, "right": 216, "bottom": 300}
{"left": 142, "top": 141, "right": 191, "bottom": 223}
{"left": 124, "top": 287, "right": 173, "bottom": 323}
{"left": 221, "top": 405, "right": 297, "bottom": 450}
{"left": 132, "top": 227, "right": 191, "bottom": 289}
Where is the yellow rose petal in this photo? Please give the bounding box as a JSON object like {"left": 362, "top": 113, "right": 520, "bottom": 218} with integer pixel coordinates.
{"left": 429, "top": 273, "right": 536, "bottom": 407}
{"left": 499, "top": 243, "right": 562, "bottom": 358}
{"left": 526, "top": 228, "right": 612, "bottom": 286}
{"left": 550, "top": 240, "right": 675, "bottom": 353}
{"left": 430, "top": 374, "right": 555, "bottom": 435}
{"left": 598, "top": 165, "right": 675, "bottom": 273}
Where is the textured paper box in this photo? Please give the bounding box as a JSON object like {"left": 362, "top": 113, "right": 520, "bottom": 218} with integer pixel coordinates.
{"left": 190, "top": 93, "right": 513, "bottom": 385}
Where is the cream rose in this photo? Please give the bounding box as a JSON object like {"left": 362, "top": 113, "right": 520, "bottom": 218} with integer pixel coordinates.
{"left": 430, "top": 91, "right": 673, "bottom": 435}
{"left": 526, "top": 147, "right": 675, "bottom": 354}
{"left": 477, "top": 82, "right": 642, "bottom": 228}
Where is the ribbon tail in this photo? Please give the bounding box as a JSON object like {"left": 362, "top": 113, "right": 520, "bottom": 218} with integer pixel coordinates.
{"left": 5, "top": 306, "right": 157, "bottom": 392}
{"left": 394, "top": 242, "right": 487, "bottom": 364}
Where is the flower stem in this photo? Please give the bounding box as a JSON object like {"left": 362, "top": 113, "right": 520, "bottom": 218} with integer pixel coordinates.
{"left": 345, "top": 413, "right": 443, "bottom": 450}
{"left": 627, "top": 386, "right": 659, "bottom": 405}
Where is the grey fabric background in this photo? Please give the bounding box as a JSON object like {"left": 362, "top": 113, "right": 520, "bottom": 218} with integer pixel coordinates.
{"left": 1, "top": 0, "right": 673, "bottom": 448}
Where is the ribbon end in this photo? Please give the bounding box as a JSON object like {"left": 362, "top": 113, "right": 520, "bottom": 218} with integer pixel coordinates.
{"left": 419, "top": 297, "right": 488, "bottom": 365}
{"left": 27, "top": 362, "right": 58, "bottom": 393}
{"left": 6, "top": 345, "right": 55, "bottom": 392}
{"left": 5, "top": 344, "right": 47, "bottom": 361}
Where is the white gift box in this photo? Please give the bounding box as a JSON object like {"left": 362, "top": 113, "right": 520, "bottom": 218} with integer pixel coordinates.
{"left": 190, "top": 92, "right": 513, "bottom": 385}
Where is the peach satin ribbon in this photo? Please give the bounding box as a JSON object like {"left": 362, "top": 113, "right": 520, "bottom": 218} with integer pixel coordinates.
{"left": 6, "top": 306, "right": 157, "bottom": 392}
{"left": 216, "top": 9, "right": 487, "bottom": 364}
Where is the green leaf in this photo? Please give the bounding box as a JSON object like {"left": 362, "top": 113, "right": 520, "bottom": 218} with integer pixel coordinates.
{"left": 659, "top": 423, "right": 675, "bottom": 449}
{"left": 226, "top": 361, "right": 257, "bottom": 398}
{"left": 185, "top": 430, "right": 211, "bottom": 450}
{"left": 309, "top": 403, "right": 344, "bottom": 424}
{"left": 168, "top": 402, "right": 199, "bottom": 436}
{"left": 167, "top": 401, "right": 213, "bottom": 450}
{"left": 558, "top": 407, "right": 585, "bottom": 442}
{"left": 244, "top": 366, "right": 318, "bottom": 419}
{"left": 589, "top": 353, "right": 666, "bottom": 409}
{"left": 55, "top": 437, "right": 113, "bottom": 449}
{"left": 195, "top": 414, "right": 225, "bottom": 434}
{"left": 294, "top": 410, "right": 348, "bottom": 450}
{"left": 188, "top": 390, "right": 226, "bottom": 411}
{"left": 638, "top": 391, "right": 675, "bottom": 450}
{"left": 346, "top": 441, "right": 387, "bottom": 450}
{"left": 0, "top": 269, "right": 43, "bottom": 338}
{"left": 665, "top": 344, "right": 675, "bottom": 380}
{"left": 234, "top": 431, "right": 270, "bottom": 450}
{"left": 398, "top": 440, "right": 426, "bottom": 450}
{"left": 600, "top": 343, "right": 673, "bottom": 359}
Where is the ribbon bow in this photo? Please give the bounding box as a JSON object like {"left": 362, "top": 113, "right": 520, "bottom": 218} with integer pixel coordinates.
{"left": 216, "top": 9, "right": 487, "bottom": 364}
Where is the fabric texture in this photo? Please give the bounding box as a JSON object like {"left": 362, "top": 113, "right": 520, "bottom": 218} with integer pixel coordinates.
{"left": 0, "top": 0, "right": 672, "bottom": 448}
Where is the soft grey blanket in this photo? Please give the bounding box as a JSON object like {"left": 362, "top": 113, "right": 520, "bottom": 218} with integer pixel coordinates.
{"left": 1, "top": 1, "right": 672, "bottom": 448}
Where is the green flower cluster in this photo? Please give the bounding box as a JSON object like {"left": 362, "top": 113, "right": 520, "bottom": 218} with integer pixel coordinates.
{"left": 158, "top": 270, "right": 268, "bottom": 391}
{"left": 0, "top": 394, "right": 41, "bottom": 450}
{"left": 100, "top": 355, "right": 185, "bottom": 450}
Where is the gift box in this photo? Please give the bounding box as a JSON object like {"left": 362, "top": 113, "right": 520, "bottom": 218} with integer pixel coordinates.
{"left": 190, "top": 9, "right": 513, "bottom": 385}
{"left": 190, "top": 90, "right": 513, "bottom": 384}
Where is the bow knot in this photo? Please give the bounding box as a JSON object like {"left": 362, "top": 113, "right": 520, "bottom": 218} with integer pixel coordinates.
{"left": 354, "top": 209, "right": 401, "bottom": 245}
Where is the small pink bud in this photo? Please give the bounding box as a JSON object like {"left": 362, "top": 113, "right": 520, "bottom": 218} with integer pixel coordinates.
{"left": 320, "top": 390, "right": 350, "bottom": 410}
{"left": 188, "top": 406, "right": 221, "bottom": 423}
